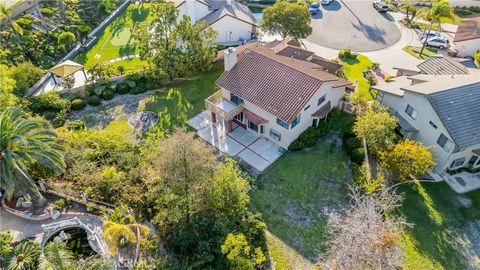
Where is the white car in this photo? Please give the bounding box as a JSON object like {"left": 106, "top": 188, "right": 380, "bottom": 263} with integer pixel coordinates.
{"left": 321, "top": 0, "right": 333, "bottom": 4}
{"left": 421, "top": 36, "right": 450, "bottom": 49}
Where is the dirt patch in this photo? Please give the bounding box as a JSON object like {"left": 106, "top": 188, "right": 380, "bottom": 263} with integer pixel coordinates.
{"left": 68, "top": 89, "right": 163, "bottom": 129}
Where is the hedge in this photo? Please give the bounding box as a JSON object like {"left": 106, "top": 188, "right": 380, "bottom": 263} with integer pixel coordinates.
{"left": 117, "top": 82, "right": 130, "bottom": 94}
{"left": 71, "top": 99, "right": 86, "bottom": 110}
{"left": 345, "top": 137, "right": 362, "bottom": 153}
{"left": 87, "top": 95, "right": 101, "bottom": 106}
{"left": 288, "top": 108, "right": 341, "bottom": 151}
{"left": 129, "top": 86, "right": 147, "bottom": 95}
{"left": 102, "top": 89, "right": 114, "bottom": 100}
{"left": 351, "top": 148, "right": 365, "bottom": 164}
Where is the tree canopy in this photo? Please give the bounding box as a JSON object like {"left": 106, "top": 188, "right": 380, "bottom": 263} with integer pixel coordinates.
{"left": 259, "top": 0, "right": 312, "bottom": 40}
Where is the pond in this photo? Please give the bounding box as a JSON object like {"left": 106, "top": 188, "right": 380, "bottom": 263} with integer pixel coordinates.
{"left": 46, "top": 227, "right": 96, "bottom": 258}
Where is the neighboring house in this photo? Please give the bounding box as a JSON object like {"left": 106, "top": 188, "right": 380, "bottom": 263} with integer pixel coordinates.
{"left": 172, "top": 0, "right": 257, "bottom": 44}
{"left": 394, "top": 55, "right": 469, "bottom": 77}
{"left": 373, "top": 59, "right": 480, "bottom": 174}
{"left": 205, "top": 41, "right": 351, "bottom": 149}
{"left": 453, "top": 16, "right": 480, "bottom": 57}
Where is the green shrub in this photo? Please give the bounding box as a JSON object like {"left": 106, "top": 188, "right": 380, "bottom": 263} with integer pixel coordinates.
{"left": 289, "top": 108, "right": 341, "bottom": 151}
{"left": 11, "top": 62, "right": 45, "bottom": 97}
{"left": 102, "top": 89, "right": 114, "bottom": 100}
{"left": 107, "top": 83, "right": 117, "bottom": 93}
{"left": 41, "top": 7, "right": 54, "bottom": 16}
{"left": 60, "top": 92, "right": 78, "bottom": 101}
{"left": 129, "top": 86, "right": 147, "bottom": 95}
{"left": 474, "top": 51, "right": 480, "bottom": 68}
{"left": 28, "top": 92, "right": 71, "bottom": 115}
{"left": 67, "top": 120, "right": 85, "bottom": 131}
{"left": 117, "top": 82, "right": 130, "bottom": 94}
{"left": 52, "top": 199, "right": 66, "bottom": 210}
{"left": 345, "top": 137, "right": 362, "bottom": 153}
{"left": 71, "top": 99, "right": 86, "bottom": 110}
{"left": 87, "top": 95, "right": 101, "bottom": 106}
{"left": 339, "top": 48, "right": 356, "bottom": 59}
{"left": 351, "top": 148, "right": 365, "bottom": 164}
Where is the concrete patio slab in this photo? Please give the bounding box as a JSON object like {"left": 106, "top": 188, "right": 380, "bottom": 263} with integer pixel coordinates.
{"left": 189, "top": 111, "right": 285, "bottom": 172}
{"left": 238, "top": 149, "right": 271, "bottom": 172}
{"left": 229, "top": 127, "right": 258, "bottom": 146}
{"left": 217, "top": 136, "right": 244, "bottom": 157}
{"left": 197, "top": 125, "right": 220, "bottom": 146}
{"left": 249, "top": 138, "right": 283, "bottom": 163}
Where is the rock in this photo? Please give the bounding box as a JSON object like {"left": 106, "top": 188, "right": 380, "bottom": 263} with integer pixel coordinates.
{"left": 50, "top": 208, "right": 61, "bottom": 220}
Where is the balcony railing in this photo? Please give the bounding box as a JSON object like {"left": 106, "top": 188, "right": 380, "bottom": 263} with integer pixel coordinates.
{"left": 205, "top": 90, "right": 244, "bottom": 120}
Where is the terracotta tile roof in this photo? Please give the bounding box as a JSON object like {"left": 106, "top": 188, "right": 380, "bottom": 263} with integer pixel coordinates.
{"left": 216, "top": 41, "right": 351, "bottom": 123}
{"left": 217, "top": 49, "right": 325, "bottom": 123}
{"left": 454, "top": 16, "right": 480, "bottom": 42}
{"left": 277, "top": 46, "right": 315, "bottom": 61}
{"left": 310, "top": 56, "right": 343, "bottom": 75}
{"left": 244, "top": 109, "right": 268, "bottom": 125}
{"left": 311, "top": 101, "right": 331, "bottom": 118}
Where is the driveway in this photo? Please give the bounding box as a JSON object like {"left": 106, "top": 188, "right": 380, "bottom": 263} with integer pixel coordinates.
{"left": 307, "top": 0, "right": 401, "bottom": 52}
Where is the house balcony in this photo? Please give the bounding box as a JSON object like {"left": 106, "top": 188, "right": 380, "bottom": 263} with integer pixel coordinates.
{"left": 205, "top": 90, "right": 244, "bottom": 121}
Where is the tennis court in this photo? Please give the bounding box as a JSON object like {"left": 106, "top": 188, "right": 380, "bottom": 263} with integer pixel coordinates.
{"left": 75, "top": 3, "right": 155, "bottom": 68}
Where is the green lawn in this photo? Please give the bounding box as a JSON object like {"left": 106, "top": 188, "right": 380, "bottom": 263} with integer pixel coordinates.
{"left": 139, "top": 64, "right": 224, "bottom": 131}
{"left": 403, "top": 45, "right": 438, "bottom": 60}
{"left": 75, "top": 3, "right": 156, "bottom": 69}
{"left": 398, "top": 182, "right": 480, "bottom": 269}
{"left": 341, "top": 54, "right": 375, "bottom": 101}
{"left": 251, "top": 114, "right": 354, "bottom": 265}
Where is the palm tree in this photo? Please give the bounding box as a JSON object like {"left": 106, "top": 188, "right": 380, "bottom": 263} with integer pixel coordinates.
{"left": 76, "top": 255, "right": 113, "bottom": 270}
{"left": 39, "top": 238, "right": 75, "bottom": 270}
{"left": 0, "top": 108, "right": 65, "bottom": 201}
{"left": 419, "top": 0, "right": 453, "bottom": 56}
{"left": 401, "top": 3, "right": 417, "bottom": 24}
{"left": 5, "top": 240, "right": 40, "bottom": 270}
{"left": 103, "top": 219, "right": 149, "bottom": 267}
{"left": 0, "top": 3, "right": 24, "bottom": 40}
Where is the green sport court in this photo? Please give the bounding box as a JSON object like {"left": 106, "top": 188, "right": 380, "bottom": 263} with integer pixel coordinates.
{"left": 75, "top": 3, "right": 156, "bottom": 67}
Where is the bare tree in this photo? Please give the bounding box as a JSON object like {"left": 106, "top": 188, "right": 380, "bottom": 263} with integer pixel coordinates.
{"left": 322, "top": 187, "right": 410, "bottom": 270}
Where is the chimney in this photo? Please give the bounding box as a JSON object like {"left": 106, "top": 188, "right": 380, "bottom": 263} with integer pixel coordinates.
{"left": 186, "top": 0, "right": 196, "bottom": 24}
{"left": 224, "top": 47, "right": 237, "bottom": 71}
{"left": 226, "top": 0, "right": 232, "bottom": 6}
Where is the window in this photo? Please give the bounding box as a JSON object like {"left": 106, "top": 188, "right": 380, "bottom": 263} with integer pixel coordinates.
{"left": 276, "top": 118, "right": 289, "bottom": 129}
{"left": 270, "top": 129, "right": 281, "bottom": 141}
{"left": 260, "top": 125, "right": 264, "bottom": 134}
{"left": 248, "top": 121, "right": 258, "bottom": 133}
{"left": 291, "top": 114, "right": 301, "bottom": 129}
{"left": 376, "top": 91, "right": 385, "bottom": 102}
{"left": 429, "top": 121, "right": 437, "bottom": 129}
{"left": 234, "top": 112, "right": 243, "bottom": 122}
{"left": 317, "top": 94, "right": 326, "bottom": 106}
{"left": 230, "top": 93, "right": 244, "bottom": 105}
{"left": 304, "top": 105, "right": 310, "bottom": 111}
{"left": 437, "top": 134, "right": 454, "bottom": 152}
{"left": 468, "top": 155, "right": 478, "bottom": 166}
{"left": 450, "top": 157, "right": 466, "bottom": 168}
{"left": 405, "top": 105, "right": 417, "bottom": 119}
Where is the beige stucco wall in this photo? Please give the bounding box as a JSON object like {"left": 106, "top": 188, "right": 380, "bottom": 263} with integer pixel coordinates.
{"left": 380, "top": 90, "right": 480, "bottom": 173}
{"left": 454, "top": 39, "right": 480, "bottom": 57}
{"left": 210, "top": 15, "right": 254, "bottom": 44}
{"left": 221, "top": 82, "right": 345, "bottom": 149}
{"left": 177, "top": 0, "right": 210, "bottom": 24}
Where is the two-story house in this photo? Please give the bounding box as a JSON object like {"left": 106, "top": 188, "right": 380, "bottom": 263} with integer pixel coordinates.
{"left": 373, "top": 65, "right": 480, "bottom": 174}
{"left": 205, "top": 43, "right": 351, "bottom": 149}
{"left": 172, "top": 0, "right": 257, "bottom": 44}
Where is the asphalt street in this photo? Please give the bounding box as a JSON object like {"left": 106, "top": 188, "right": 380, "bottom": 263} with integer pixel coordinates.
{"left": 307, "top": 0, "right": 402, "bottom": 51}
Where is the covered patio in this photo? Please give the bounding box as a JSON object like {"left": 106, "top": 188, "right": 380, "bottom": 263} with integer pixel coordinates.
{"left": 187, "top": 110, "right": 285, "bottom": 172}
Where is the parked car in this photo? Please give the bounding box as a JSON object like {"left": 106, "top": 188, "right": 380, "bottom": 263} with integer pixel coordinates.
{"left": 373, "top": 2, "right": 389, "bottom": 12}
{"left": 309, "top": 2, "right": 320, "bottom": 15}
{"left": 421, "top": 36, "right": 450, "bottom": 49}
{"left": 321, "top": 0, "right": 333, "bottom": 4}
{"left": 419, "top": 30, "right": 439, "bottom": 40}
